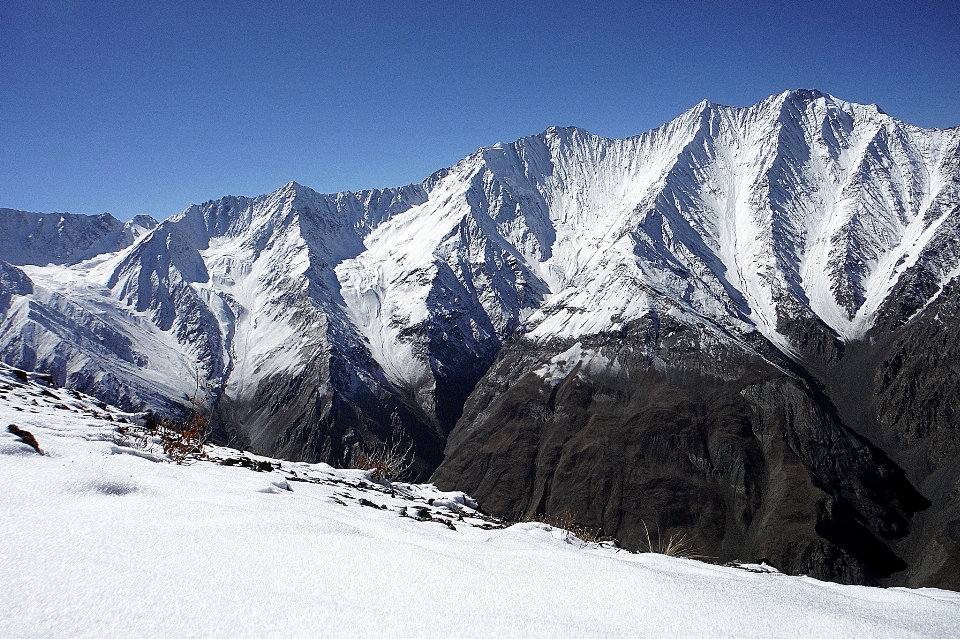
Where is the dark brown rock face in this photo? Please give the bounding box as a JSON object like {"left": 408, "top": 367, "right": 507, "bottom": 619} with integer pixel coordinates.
{"left": 826, "top": 280, "right": 960, "bottom": 590}
{"left": 432, "top": 309, "right": 948, "bottom": 587}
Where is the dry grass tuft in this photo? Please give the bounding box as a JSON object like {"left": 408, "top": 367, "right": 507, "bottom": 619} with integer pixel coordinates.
{"left": 639, "top": 521, "right": 708, "bottom": 559}
{"left": 524, "top": 509, "right": 614, "bottom": 545}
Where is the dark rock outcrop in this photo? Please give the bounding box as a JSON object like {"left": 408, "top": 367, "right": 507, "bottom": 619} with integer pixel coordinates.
{"left": 433, "top": 311, "right": 936, "bottom": 586}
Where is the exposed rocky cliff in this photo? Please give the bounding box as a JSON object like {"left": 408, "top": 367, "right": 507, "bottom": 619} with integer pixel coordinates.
{"left": 432, "top": 310, "right": 934, "bottom": 585}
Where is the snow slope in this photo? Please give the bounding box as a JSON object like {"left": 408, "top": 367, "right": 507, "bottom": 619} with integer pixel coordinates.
{"left": 2, "top": 365, "right": 960, "bottom": 638}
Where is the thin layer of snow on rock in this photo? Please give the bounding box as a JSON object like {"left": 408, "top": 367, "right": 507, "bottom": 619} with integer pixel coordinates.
{"left": 2, "top": 364, "right": 960, "bottom": 639}
{"left": 534, "top": 342, "right": 621, "bottom": 385}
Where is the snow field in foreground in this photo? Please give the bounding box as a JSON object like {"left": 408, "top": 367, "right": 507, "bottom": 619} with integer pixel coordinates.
{"left": 2, "top": 371, "right": 960, "bottom": 638}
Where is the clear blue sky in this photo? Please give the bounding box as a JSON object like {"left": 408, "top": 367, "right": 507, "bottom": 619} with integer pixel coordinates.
{"left": 2, "top": 0, "right": 958, "bottom": 221}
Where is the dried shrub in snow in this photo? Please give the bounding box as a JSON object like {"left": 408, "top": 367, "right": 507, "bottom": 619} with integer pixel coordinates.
{"left": 157, "top": 412, "right": 210, "bottom": 464}
{"left": 353, "top": 413, "right": 414, "bottom": 482}
{"left": 148, "top": 373, "right": 212, "bottom": 464}
{"left": 137, "top": 410, "right": 210, "bottom": 464}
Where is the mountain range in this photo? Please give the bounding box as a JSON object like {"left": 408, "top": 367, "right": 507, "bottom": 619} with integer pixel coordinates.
{"left": 2, "top": 89, "right": 959, "bottom": 588}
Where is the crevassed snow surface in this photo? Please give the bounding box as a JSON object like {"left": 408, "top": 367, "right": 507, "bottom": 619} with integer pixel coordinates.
{"left": 2, "top": 367, "right": 959, "bottom": 639}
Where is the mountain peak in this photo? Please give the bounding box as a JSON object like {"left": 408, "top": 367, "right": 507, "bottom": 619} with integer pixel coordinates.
{"left": 785, "top": 88, "right": 827, "bottom": 102}
{"left": 531, "top": 126, "right": 598, "bottom": 153}
{"left": 280, "top": 180, "right": 307, "bottom": 195}
{"left": 543, "top": 125, "right": 587, "bottom": 134}
{"left": 694, "top": 98, "right": 716, "bottom": 110}
{"left": 126, "top": 214, "right": 158, "bottom": 229}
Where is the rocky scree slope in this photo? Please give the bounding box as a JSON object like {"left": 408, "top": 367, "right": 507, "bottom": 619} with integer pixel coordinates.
{"left": 1, "top": 89, "right": 959, "bottom": 587}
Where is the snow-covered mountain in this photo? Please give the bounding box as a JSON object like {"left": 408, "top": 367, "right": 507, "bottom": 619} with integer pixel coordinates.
{"left": 0, "top": 209, "right": 157, "bottom": 266}
{"left": 2, "top": 89, "right": 959, "bottom": 588}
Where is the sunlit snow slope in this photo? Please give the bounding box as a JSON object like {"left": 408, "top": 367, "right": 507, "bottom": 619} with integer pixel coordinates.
{"left": 3, "top": 364, "right": 960, "bottom": 639}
